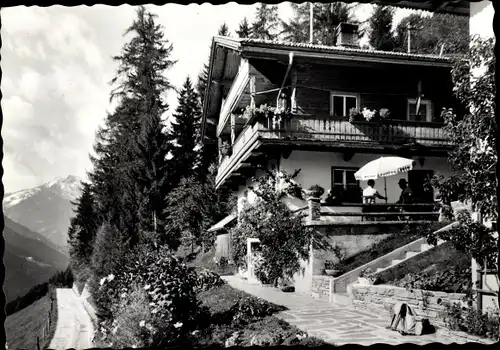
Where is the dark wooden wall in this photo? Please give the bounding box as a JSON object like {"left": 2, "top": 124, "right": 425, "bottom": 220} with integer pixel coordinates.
{"left": 292, "top": 62, "right": 457, "bottom": 121}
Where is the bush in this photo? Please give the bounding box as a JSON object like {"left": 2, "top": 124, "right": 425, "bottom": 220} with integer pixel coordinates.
{"left": 444, "top": 302, "right": 499, "bottom": 340}
{"left": 197, "top": 284, "right": 286, "bottom": 326}
{"left": 93, "top": 245, "right": 201, "bottom": 347}
{"left": 196, "top": 269, "right": 226, "bottom": 292}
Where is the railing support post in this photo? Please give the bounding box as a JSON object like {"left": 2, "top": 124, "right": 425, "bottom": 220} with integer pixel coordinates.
{"left": 308, "top": 197, "right": 321, "bottom": 221}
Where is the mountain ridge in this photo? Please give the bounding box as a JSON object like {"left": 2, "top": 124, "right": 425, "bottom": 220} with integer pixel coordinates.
{"left": 3, "top": 175, "right": 84, "bottom": 252}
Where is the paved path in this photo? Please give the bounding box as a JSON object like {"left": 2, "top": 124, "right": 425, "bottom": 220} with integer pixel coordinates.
{"left": 223, "top": 276, "right": 492, "bottom": 346}
{"left": 48, "top": 288, "right": 94, "bottom": 349}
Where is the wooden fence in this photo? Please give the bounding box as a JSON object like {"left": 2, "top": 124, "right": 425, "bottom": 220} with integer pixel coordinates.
{"left": 36, "top": 288, "right": 56, "bottom": 350}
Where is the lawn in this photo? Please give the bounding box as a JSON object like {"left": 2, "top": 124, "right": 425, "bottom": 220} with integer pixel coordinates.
{"left": 5, "top": 294, "right": 56, "bottom": 349}
{"left": 387, "top": 247, "right": 472, "bottom": 293}
{"left": 193, "top": 283, "right": 326, "bottom": 347}
{"left": 337, "top": 223, "right": 444, "bottom": 272}
{"left": 189, "top": 247, "right": 237, "bottom": 276}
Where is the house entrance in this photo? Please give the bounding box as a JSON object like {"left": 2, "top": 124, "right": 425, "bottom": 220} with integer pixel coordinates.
{"left": 247, "top": 238, "right": 261, "bottom": 284}
{"left": 408, "top": 170, "right": 435, "bottom": 203}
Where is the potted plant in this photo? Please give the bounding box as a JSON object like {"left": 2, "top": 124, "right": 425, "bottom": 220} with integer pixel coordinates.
{"left": 220, "top": 142, "right": 231, "bottom": 156}
{"left": 358, "top": 267, "right": 376, "bottom": 285}
{"left": 379, "top": 108, "right": 391, "bottom": 120}
{"left": 306, "top": 185, "right": 325, "bottom": 199}
{"left": 361, "top": 108, "right": 377, "bottom": 122}
{"left": 349, "top": 107, "right": 362, "bottom": 122}
{"left": 324, "top": 260, "right": 344, "bottom": 277}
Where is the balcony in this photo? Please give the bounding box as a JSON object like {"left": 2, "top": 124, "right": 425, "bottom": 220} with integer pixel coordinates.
{"left": 216, "top": 114, "right": 453, "bottom": 188}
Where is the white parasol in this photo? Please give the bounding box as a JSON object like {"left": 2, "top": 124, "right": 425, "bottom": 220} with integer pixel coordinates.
{"left": 354, "top": 156, "right": 416, "bottom": 203}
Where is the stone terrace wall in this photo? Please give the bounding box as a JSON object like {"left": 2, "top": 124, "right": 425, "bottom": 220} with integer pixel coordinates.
{"left": 311, "top": 276, "right": 332, "bottom": 298}
{"left": 351, "top": 284, "right": 466, "bottom": 327}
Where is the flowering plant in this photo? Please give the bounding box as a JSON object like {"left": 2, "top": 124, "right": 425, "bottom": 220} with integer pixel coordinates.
{"left": 379, "top": 108, "right": 391, "bottom": 119}
{"left": 242, "top": 103, "right": 291, "bottom": 125}
{"left": 348, "top": 107, "right": 362, "bottom": 122}
{"left": 362, "top": 108, "right": 377, "bottom": 122}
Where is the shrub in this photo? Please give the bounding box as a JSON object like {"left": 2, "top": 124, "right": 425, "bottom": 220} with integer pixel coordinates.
{"left": 230, "top": 167, "right": 333, "bottom": 286}
{"left": 93, "top": 245, "right": 201, "bottom": 347}
{"left": 307, "top": 185, "right": 325, "bottom": 198}
{"left": 444, "top": 302, "right": 499, "bottom": 340}
{"left": 231, "top": 295, "right": 284, "bottom": 324}
{"left": 196, "top": 269, "right": 226, "bottom": 292}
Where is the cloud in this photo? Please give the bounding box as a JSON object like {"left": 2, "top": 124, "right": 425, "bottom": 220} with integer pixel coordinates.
{"left": 1, "top": 3, "right": 421, "bottom": 193}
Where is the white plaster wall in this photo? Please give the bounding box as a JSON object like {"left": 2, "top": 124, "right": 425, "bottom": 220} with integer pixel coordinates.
{"left": 470, "top": 1, "right": 494, "bottom": 39}
{"left": 280, "top": 150, "right": 453, "bottom": 204}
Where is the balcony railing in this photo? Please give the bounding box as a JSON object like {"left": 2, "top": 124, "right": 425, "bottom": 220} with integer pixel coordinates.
{"left": 259, "top": 115, "right": 452, "bottom": 147}
{"left": 216, "top": 114, "right": 452, "bottom": 187}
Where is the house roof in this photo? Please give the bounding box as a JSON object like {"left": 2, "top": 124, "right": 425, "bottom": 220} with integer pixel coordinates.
{"left": 217, "top": 36, "right": 454, "bottom": 64}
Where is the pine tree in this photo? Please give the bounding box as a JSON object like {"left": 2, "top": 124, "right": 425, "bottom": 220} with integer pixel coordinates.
{"left": 109, "top": 6, "right": 175, "bottom": 243}
{"left": 251, "top": 4, "right": 280, "bottom": 40}
{"left": 218, "top": 22, "right": 230, "bottom": 36}
{"left": 369, "top": 5, "right": 396, "bottom": 51}
{"left": 168, "top": 77, "right": 202, "bottom": 189}
{"left": 394, "top": 12, "right": 468, "bottom": 55}
{"left": 196, "top": 23, "right": 229, "bottom": 100}
{"left": 280, "top": 3, "right": 309, "bottom": 43}
{"left": 68, "top": 181, "right": 100, "bottom": 266}
{"left": 236, "top": 17, "right": 252, "bottom": 38}
{"left": 314, "top": 2, "right": 353, "bottom": 46}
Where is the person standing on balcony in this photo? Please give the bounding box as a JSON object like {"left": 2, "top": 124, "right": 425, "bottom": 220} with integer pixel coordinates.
{"left": 363, "top": 179, "right": 387, "bottom": 204}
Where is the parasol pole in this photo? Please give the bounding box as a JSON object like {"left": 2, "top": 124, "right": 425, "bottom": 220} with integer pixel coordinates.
{"left": 384, "top": 177, "right": 388, "bottom": 203}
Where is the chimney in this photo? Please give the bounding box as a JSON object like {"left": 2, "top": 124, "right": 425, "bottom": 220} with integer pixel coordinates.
{"left": 335, "top": 23, "right": 359, "bottom": 48}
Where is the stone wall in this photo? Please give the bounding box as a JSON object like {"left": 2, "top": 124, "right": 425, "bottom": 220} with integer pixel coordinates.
{"left": 311, "top": 276, "right": 332, "bottom": 298}
{"left": 351, "top": 284, "right": 466, "bottom": 327}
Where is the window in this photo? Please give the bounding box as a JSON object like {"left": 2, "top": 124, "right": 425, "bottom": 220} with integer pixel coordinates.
{"left": 331, "top": 167, "right": 362, "bottom": 203}
{"left": 330, "top": 93, "right": 358, "bottom": 117}
{"left": 407, "top": 98, "right": 433, "bottom": 122}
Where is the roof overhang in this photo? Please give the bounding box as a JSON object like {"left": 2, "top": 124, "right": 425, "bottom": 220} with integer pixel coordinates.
{"left": 207, "top": 214, "right": 237, "bottom": 233}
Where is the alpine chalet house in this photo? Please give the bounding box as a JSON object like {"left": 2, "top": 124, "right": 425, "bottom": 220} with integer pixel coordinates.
{"left": 202, "top": 23, "right": 459, "bottom": 294}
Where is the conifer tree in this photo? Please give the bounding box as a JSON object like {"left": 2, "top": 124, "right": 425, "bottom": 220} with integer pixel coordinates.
{"left": 218, "top": 22, "right": 230, "bottom": 36}
{"left": 236, "top": 17, "right": 252, "bottom": 38}
{"left": 68, "top": 181, "right": 100, "bottom": 266}
{"left": 313, "top": 2, "right": 353, "bottom": 46}
{"left": 369, "top": 5, "right": 396, "bottom": 51}
{"left": 394, "top": 13, "right": 468, "bottom": 55}
{"left": 280, "top": 3, "right": 309, "bottom": 43}
{"left": 251, "top": 4, "right": 280, "bottom": 40}
{"left": 168, "top": 76, "right": 202, "bottom": 189}
{"left": 196, "top": 23, "right": 229, "bottom": 100}
{"left": 109, "top": 6, "right": 175, "bottom": 242}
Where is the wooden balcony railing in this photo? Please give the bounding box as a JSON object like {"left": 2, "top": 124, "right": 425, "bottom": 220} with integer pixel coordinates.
{"left": 259, "top": 115, "right": 452, "bottom": 147}
{"left": 216, "top": 114, "right": 452, "bottom": 187}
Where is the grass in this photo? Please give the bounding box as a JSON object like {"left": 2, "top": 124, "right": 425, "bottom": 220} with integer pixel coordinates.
{"left": 194, "top": 284, "right": 326, "bottom": 347}
{"left": 387, "top": 247, "right": 472, "bottom": 293}
{"left": 5, "top": 294, "right": 56, "bottom": 349}
{"left": 337, "top": 223, "right": 444, "bottom": 272}
{"left": 188, "top": 247, "right": 237, "bottom": 276}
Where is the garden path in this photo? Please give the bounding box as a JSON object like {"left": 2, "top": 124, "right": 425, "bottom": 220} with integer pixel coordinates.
{"left": 48, "top": 288, "right": 94, "bottom": 349}
{"left": 223, "top": 276, "right": 494, "bottom": 346}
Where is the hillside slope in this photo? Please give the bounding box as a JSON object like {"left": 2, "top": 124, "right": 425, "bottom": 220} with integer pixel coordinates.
{"left": 5, "top": 294, "right": 53, "bottom": 350}
{"left": 4, "top": 217, "right": 69, "bottom": 302}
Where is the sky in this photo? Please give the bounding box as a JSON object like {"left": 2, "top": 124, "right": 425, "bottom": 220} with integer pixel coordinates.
{"left": 1, "top": 2, "right": 418, "bottom": 193}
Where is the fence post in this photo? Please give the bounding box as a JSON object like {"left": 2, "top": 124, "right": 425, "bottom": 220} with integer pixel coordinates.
{"left": 37, "top": 336, "right": 40, "bottom": 350}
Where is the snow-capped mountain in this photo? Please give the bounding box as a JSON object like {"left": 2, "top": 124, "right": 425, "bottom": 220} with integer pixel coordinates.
{"left": 3, "top": 175, "right": 84, "bottom": 254}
